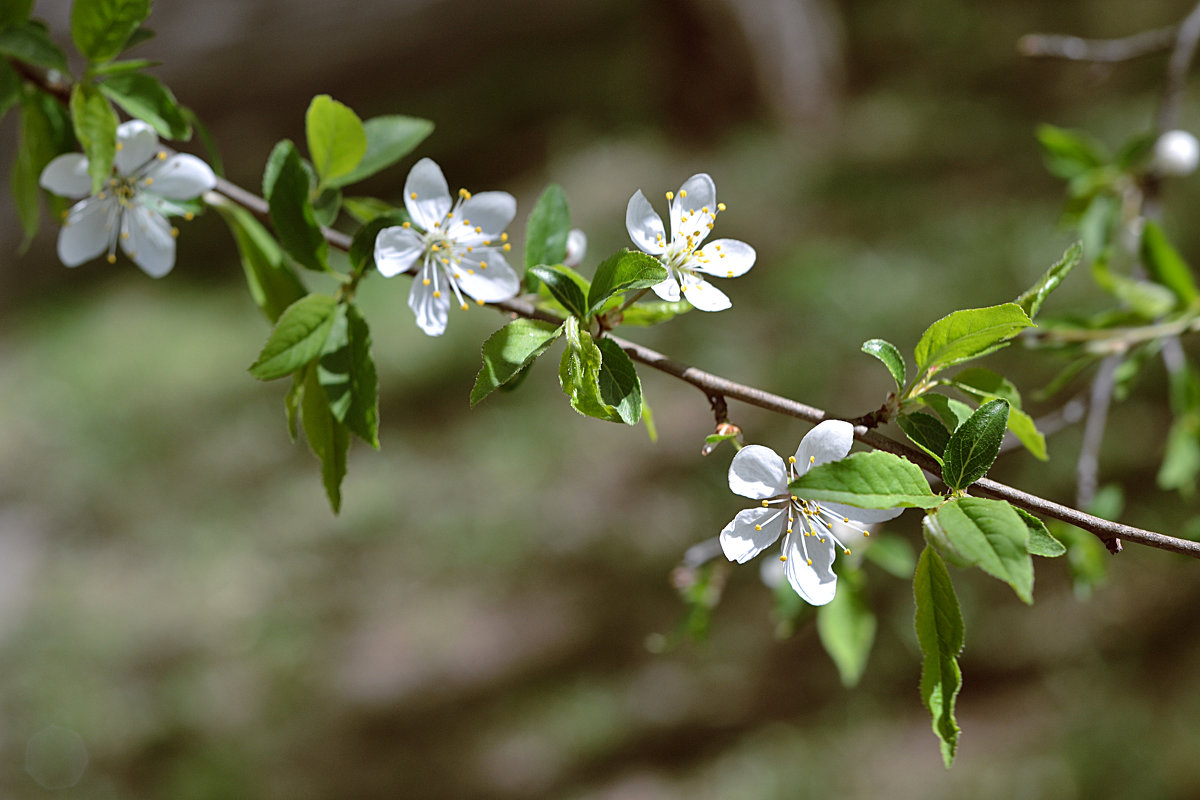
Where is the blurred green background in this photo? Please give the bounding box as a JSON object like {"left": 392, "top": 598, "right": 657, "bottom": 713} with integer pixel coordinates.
{"left": 3, "top": 0, "right": 1200, "bottom": 797}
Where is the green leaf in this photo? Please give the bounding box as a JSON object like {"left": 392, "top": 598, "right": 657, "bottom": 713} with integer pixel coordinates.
{"left": 897, "top": 412, "right": 950, "bottom": 463}
{"left": 1016, "top": 241, "right": 1082, "bottom": 318}
{"left": 529, "top": 264, "right": 589, "bottom": 318}
{"left": 71, "top": 0, "right": 151, "bottom": 62}
{"left": 0, "top": 21, "right": 69, "bottom": 72}
{"left": 264, "top": 140, "right": 330, "bottom": 272}
{"left": 0, "top": 0, "right": 33, "bottom": 28}
{"left": 1158, "top": 416, "right": 1200, "bottom": 495}
{"left": 213, "top": 201, "right": 307, "bottom": 323}
{"left": 816, "top": 573, "right": 876, "bottom": 687}
{"left": 558, "top": 316, "right": 623, "bottom": 423}
{"left": 863, "top": 535, "right": 916, "bottom": 578}
{"left": 595, "top": 338, "right": 643, "bottom": 425}
{"left": 913, "top": 545, "right": 964, "bottom": 769}
{"left": 1015, "top": 508, "right": 1066, "bottom": 557}
{"left": 861, "top": 338, "right": 906, "bottom": 390}
{"left": 0, "top": 60, "right": 17, "bottom": 125}
{"left": 285, "top": 371, "right": 303, "bottom": 442}
{"left": 928, "top": 497, "right": 1034, "bottom": 603}
{"left": 941, "top": 399, "right": 1009, "bottom": 490}
{"left": 248, "top": 293, "right": 339, "bottom": 380}
{"left": 1036, "top": 124, "right": 1108, "bottom": 180}
{"left": 122, "top": 26, "right": 154, "bottom": 51}
{"left": 342, "top": 196, "right": 400, "bottom": 224}
{"left": 1091, "top": 254, "right": 1177, "bottom": 318}
{"left": 947, "top": 369, "right": 1046, "bottom": 461}
{"left": 587, "top": 250, "right": 667, "bottom": 315}
{"left": 471, "top": 318, "right": 563, "bottom": 406}
{"left": 305, "top": 94, "right": 367, "bottom": 186}
{"left": 914, "top": 304, "right": 1034, "bottom": 378}
{"left": 70, "top": 82, "right": 118, "bottom": 195}
{"left": 98, "top": 71, "right": 191, "bottom": 140}
{"left": 348, "top": 212, "right": 407, "bottom": 276}
{"left": 301, "top": 362, "right": 350, "bottom": 513}
{"left": 328, "top": 115, "right": 434, "bottom": 188}
{"left": 1140, "top": 220, "right": 1199, "bottom": 307}
{"left": 791, "top": 450, "right": 941, "bottom": 510}
{"left": 616, "top": 300, "right": 691, "bottom": 326}
{"left": 921, "top": 393, "right": 974, "bottom": 431}
{"left": 311, "top": 185, "right": 342, "bottom": 227}
{"left": 89, "top": 57, "right": 158, "bottom": 76}
{"left": 525, "top": 184, "right": 571, "bottom": 273}
{"left": 318, "top": 303, "right": 379, "bottom": 448}
{"left": 1078, "top": 194, "right": 1117, "bottom": 261}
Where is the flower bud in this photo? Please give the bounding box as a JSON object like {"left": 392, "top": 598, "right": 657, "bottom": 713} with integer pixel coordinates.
{"left": 1153, "top": 130, "right": 1200, "bottom": 176}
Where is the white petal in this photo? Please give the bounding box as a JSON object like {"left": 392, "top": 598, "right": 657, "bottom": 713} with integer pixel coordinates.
{"left": 114, "top": 120, "right": 159, "bottom": 174}
{"left": 670, "top": 173, "right": 717, "bottom": 243}
{"left": 143, "top": 154, "right": 216, "bottom": 199}
{"left": 794, "top": 420, "right": 854, "bottom": 470}
{"left": 728, "top": 444, "right": 788, "bottom": 499}
{"left": 820, "top": 501, "right": 904, "bottom": 525}
{"left": 680, "top": 278, "right": 731, "bottom": 312}
{"left": 459, "top": 191, "right": 516, "bottom": 236}
{"left": 564, "top": 228, "right": 587, "bottom": 267}
{"left": 695, "top": 238, "right": 756, "bottom": 279}
{"left": 374, "top": 226, "right": 424, "bottom": 277}
{"left": 784, "top": 535, "right": 838, "bottom": 606}
{"left": 57, "top": 197, "right": 114, "bottom": 267}
{"left": 625, "top": 190, "right": 666, "bottom": 255}
{"left": 455, "top": 250, "right": 520, "bottom": 302}
{"left": 39, "top": 154, "right": 93, "bottom": 198}
{"left": 121, "top": 204, "right": 175, "bottom": 277}
{"left": 408, "top": 263, "right": 450, "bottom": 336}
{"left": 649, "top": 274, "right": 681, "bottom": 302}
{"left": 720, "top": 507, "right": 786, "bottom": 564}
{"left": 404, "top": 158, "right": 452, "bottom": 231}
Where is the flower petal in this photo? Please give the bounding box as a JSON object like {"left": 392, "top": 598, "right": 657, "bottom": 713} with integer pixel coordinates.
{"left": 39, "top": 154, "right": 93, "bottom": 198}
{"left": 121, "top": 204, "right": 175, "bottom": 277}
{"left": 564, "top": 228, "right": 587, "bottom": 267}
{"left": 455, "top": 250, "right": 520, "bottom": 302}
{"left": 669, "top": 173, "right": 716, "bottom": 243}
{"left": 794, "top": 420, "right": 854, "bottom": 470}
{"left": 820, "top": 501, "right": 904, "bottom": 525}
{"left": 143, "top": 154, "right": 216, "bottom": 199}
{"left": 649, "top": 274, "right": 681, "bottom": 302}
{"left": 374, "top": 226, "right": 424, "bottom": 277}
{"left": 114, "top": 120, "right": 159, "bottom": 175}
{"left": 694, "top": 238, "right": 756, "bottom": 279}
{"left": 404, "top": 158, "right": 452, "bottom": 231}
{"left": 408, "top": 263, "right": 450, "bottom": 336}
{"left": 680, "top": 278, "right": 731, "bottom": 312}
{"left": 728, "top": 444, "right": 788, "bottom": 499}
{"left": 459, "top": 191, "right": 516, "bottom": 236}
{"left": 625, "top": 189, "right": 666, "bottom": 255}
{"left": 720, "top": 507, "right": 786, "bottom": 564}
{"left": 57, "top": 197, "right": 114, "bottom": 267}
{"left": 784, "top": 535, "right": 838, "bottom": 606}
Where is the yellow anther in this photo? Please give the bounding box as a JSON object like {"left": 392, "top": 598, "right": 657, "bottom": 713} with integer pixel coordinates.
{"left": 788, "top": 456, "right": 796, "bottom": 464}
{"left": 843, "top": 517, "right": 849, "bottom": 523}
{"left": 143, "top": 178, "right": 153, "bottom": 186}
{"left": 410, "top": 192, "right": 418, "bottom": 199}
{"left": 170, "top": 227, "right": 179, "bottom": 237}
{"left": 806, "top": 558, "right": 813, "bottom": 566}
{"left": 453, "top": 272, "right": 460, "bottom": 279}
{"left": 843, "top": 548, "right": 851, "bottom": 555}
{"left": 791, "top": 495, "right": 798, "bottom": 502}
{"left": 447, "top": 212, "right": 454, "bottom": 219}
{"left": 755, "top": 524, "right": 762, "bottom": 532}
{"left": 157, "top": 151, "right": 167, "bottom": 160}
{"left": 121, "top": 231, "right": 130, "bottom": 240}
{"left": 726, "top": 271, "right": 733, "bottom": 277}
{"left": 863, "top": 531, "right": 870, "bottom": 537}
{"left": 458, "top": 188, "right": 471, "bottom": 199}
{"left": 702, "top": 206, "right": 709, "bottom": 213}
{"left": 402, "top": 221, "right": 411, "bottom": 228}
{"left": 482, "top": 239, "right": 491, "bottom": 246}
{"left": 116, "top": 143, "right": 124, "bottom": 151}
{"left": 779, "top": 555, "right": 788, "bottom": 562}
{"left": 431, "top": 243, "right": 440, "bottom": 251}
{"left": 476, "top": 298, "right": 485, "bottom": 305}
{"left": 433, "top": 221, "right": 440, "bottom": 228}
{"left": 433, "top": 290, "right": 441, "bottom": 298}
{"left": 466, "top": 246, "right": 474, "bottom": 252}
{"left": 467, "top": 269, "right": 475, "bottom": 275}
{"left": 809, "top": 456, "right": 815, "bottom": 464}
{"left": 106, "top": 254, "right": 117, "bottom": 264}
{"left": 680, "top": 189, "right": 688, "bottom": 198}
{"left": 441, "top": 258, "right": 450, "bottom": 265}
{"left": 185, "top": 212, "right": 194, "bottom": 221}
{"left": 665, "top": 191, "right": 674, "bottom": 200}
{"left": 503, "top": 243, "right": 511, "bottom": 251}
{"left": 761, "top": 500, "right": 769, "bottom": 508}
{"left": 97, "top": 192, "right": 106, "bottom": 200}
{"left": 717, "top": 202, "right": 726, "bottom": 211}
{"left": 480, "top": 261, "right": 488, "bottom": 269}
{"left": 460, "top": 302, "right": 469, "bottom": 310}
{"left": 501, "top": 233, "right": 508, "bottom": 242}
{"left": 422, "top": 278, "right": 431, "bottom": 286}
{"left": 475, "top": 226, "right": 482, "bottom": 233}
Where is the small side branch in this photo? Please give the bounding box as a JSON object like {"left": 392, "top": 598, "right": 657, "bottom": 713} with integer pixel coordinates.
{"left": 1018, "top": 26, "right": 1178, "bottom": 62}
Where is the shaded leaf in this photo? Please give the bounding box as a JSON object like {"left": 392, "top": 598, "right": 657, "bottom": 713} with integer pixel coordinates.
{"left": 301, "top": 362, "right": 350, "bottom": 513}
{"left": 71, "top": 0, "right": 151, "bottom": 62}
{"left": 1016, "top": 508, "right": 1066, "bottom": 557}
{"left": 248, "top": 293, "right": 338, "bottom": 380}
{"left": 0, "top": 20, "right": 68, "bottom": 72}
{"left": 817, "top": 573, "right": 876, "bottom": 687}
{"left": 862, "top": 338, "right": 906, "bottom": 389}
{"left": 913, "top": 545, "right": 964, "bottom": 768}
{"left": 328, "top": 115, "right": 434, "bottom": 188}
{"left": 929, "top": 497, "right": 1034, "bottom": 603}
{"left": 318, "top": 303, "right": 379, "bottom": 448}
{"left": 98, "top": 71, "right": 191, "bottom": 140}
{"left": 213, "top": 201, "right": 307, "bottom": 323}
{"left": 529, "top": 264, "right": 589, "bottom": 318}
{"left": 1140, "top": 220, "right": 1199, "bottom": 307}
{"left": 595, "top": 338, "right": 642, "bottom": 425}
{"left": 941, "top": 399, "right": 1009, "bottom": 490}
{"left": 897, "top": 412, "right": 950, "bottom": 463}
{"left": 264, "top": 140, "right": 330, "bottom": 272}
{"left": 69, "top": 83, "right": 118, "bottom": 195}
{"left": 587, "top": 250, "right": 667, "bottom": 315}
{"left": 471, "top": 318, "right": 563, "bottom": 406}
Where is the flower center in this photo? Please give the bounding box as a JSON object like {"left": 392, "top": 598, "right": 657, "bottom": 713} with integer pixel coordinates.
{"left": 415, "top": 188, "right": 511, "bottom": 311}
{"left": 756, "top": 455, "right": 870, "bottom": 567}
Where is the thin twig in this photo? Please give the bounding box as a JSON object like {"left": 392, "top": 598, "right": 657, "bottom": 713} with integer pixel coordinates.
{"left": 1158, "top": 1, "right": 1200, "bottom": 132}
{"left": 1018, "top": 25, "right": 1179, "bottom": 63}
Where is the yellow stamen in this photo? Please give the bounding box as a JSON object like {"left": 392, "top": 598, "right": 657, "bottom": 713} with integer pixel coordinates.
{"left": 157, "top": 151, "right": 167, "bottom": 160}
{"left": 107, "top": 254, "right": 117, "bottom": 264}
{"left": 680, "top": 189, "right": 688, "bottom": 198}
{"left": 717, "top": 202, "right": 726, "bottom": 211}
{"left": 410, "top": 192, "right": 417, "bottom": 199}
{"left": 422, "top": 278, "right": 431, "bottom": 286}
{"left": 402, "top": 221, "right": 411, "bottom": 228}
{"left": 143, "top": 177, "right": 153, "bottom": 186}
{"left": 475, "top": 226, "right": 482, "bottom": 233}
{"left": 467, "top": 269, "right": 475, "bottom": 275}
{"left": 788, "top": 456, "right": 796, "bottom": 464}
{"left": 460, "top": 302, "right": 469, "bottom": 310}
{"left": 170, "top": 227, "right": 179, "bottom": 238}
{"left": 500, "top": 232, "right": 508, "bottom": 242}
{"left": 476, "top": 298, "right": 485, "bottom": 305}
{"left": 115, "top": 143, "right": 124, "bottom": 151}
{"left": 809, "top": 456, "right": 815, "bottom": 464}
{"left": 433, "top": 290, "right": 441, "bottom": 298}
{"left": 665, "top": 191, "right": 674, "bottom": 200}
{"left": 502, "top": 243, "right": 511, "bottom": 252}
{"left": 779, "top": 555, "right": 788, "bottom": 562}
{"left": 480, "top": 261, "right": 487, "bottom": 269}
{"left": 755, "top": 524, "right": 762, "bottom": 531}
{"left": 184, "top": 212, "right": 194, "bottom": 221}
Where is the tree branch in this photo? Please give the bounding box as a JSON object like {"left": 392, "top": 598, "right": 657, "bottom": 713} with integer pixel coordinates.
{"left": 1018, "top": 25, "right": 1179, "bottom": 63}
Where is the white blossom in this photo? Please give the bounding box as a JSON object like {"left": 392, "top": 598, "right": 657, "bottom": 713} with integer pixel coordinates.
{"left": 374, "top": 158, "right": 519, "bottom": 336}
{"left": 38, "top": 120, "right": 216, "bottom": 277}
{"left": 625, "top": 173, "right": 755, "bottom": 311}
{"left": 719, "top": 420, "right": 902, "bottom": 605}
{"left": 1153, "top": 130, "right": 1200, "bottom": 177}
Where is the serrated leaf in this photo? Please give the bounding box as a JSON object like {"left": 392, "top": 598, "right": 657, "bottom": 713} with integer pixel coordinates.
{"left": 529, "top": 264, "right": 589, "bottom": 318}
{"left": 305, "top": 94, "right": 367, "bottom": 186}
{"left": 1015, "top": 508, "right": 1066, "bottom": 557}
{"left": 1036, "top": 124, "right": 1108, "bottom": 180}
{"left": 921, "top": 393, "right": 974, "bottom": 431}
{"left": 587, "top": 250, "right": 667, "bottom": 315}
{"left": 616, "top": 300, "right": 691, "bottom": 326}
{"left": 213, "top": 201, "right": 306, "bottom": 323}
{"left": 558, "top": 316, "right": 622, "bottom": 423}
{"left": 301, "top": 362, "right": 350, "bottom": 513}
{"left": 98, "top": 71, "right": 191, "bottom": 140}
{"left": 791, "top": 450, "right": 941, "bottom": 510}
{"left": 817, "top": 574, "right": 876, "bottom": 687}
{"left": 264, "top": 140, "right": 330, "bottom": 272}
{"left": 0, "top": 20, "right": 69, "bottom": 73}
{"left": 595, "top": 338, "right": 642, "bottom": 425}
{"left": 525, "top": 184, "right": 571, "bottom": 274}
{"left": 941, "top": 399, "right": 1009, "bottom": 490}
{"left": 1016, "top": 241, "right": 1082, "bottom": 318}
{"left": 1140, "top": 221, "right": 1199, "bottom": 307}
{"left": 71, "top": 0, "right": 151, "bottom": 63}
{"left": 318, "top": 303, "right": 379, "bottom": 448}
{"left": 913, "top": 545, "right": 964, "bottom": 768}
{"left": 897, "top": 412, "right": 950, "bottom": 463}
{"left": 914, "top": 304, "right": 1034, "bottom": 378}
{"left": 248, "top": 293, "right": 338, "bottom": 380}
{"left": 471, "top": 318, "right": 563, "bottom": 406}
{"left": 862, "top": 338, "right": 906, "bottom": 389}
{"left": 929, "top": 497, "right": 1034, "bottom": 603}
{"left": 70, "top": 83, "right": 118, "bottom": 195}
{"left": 328, "top": 115, "right": 434, "bottom": 188}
